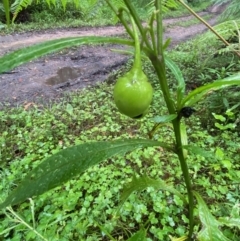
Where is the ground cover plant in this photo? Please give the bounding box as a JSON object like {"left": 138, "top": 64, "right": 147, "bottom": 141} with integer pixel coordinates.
{"left": 0, "top": 0, "right": 240, "bottom": 240}
{"left": 0, "top": 0, "right": 212, "bottom": 33}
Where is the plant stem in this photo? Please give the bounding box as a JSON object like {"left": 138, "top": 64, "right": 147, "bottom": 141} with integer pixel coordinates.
{"left": 150, "top": 1, "right": 195, "bottom": 239}
{"left": 155, "top": 0, "right": 163, "bottom": 55}
{"left": 148, "top": 12, "right": 158, "bottom": 55}
{"left": 150, "top": 54, "right": 194, "bottom": 239}
{"left": 130, "top": 16, "right": 142, "bottom": 69}
{"left": 3, "top": 0, "right": 10, "bottom": 27}
{"left": 177, "top": 0, "right": 240, "bottom": 58}
{"left": 105, "top": 1, "right": 134, "bottom": 39}
{"left": 6, "top": 207, "right": 48, "bottom": 241}
{"left": 151, "top": 0, "right": 175, "bottom": 113}
{"left": 172, "top": 120, "right": 194, "bottom": 240}
{"left": 117, "top": 8, "right": 135, "bottom": 39}
{"left": 122, "top": 0, "right": 152, "bottom": 49}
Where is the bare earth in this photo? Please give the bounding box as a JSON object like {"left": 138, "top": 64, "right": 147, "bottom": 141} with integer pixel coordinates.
{"left": 0, "top": 6, "right": 224, "bottom": 107}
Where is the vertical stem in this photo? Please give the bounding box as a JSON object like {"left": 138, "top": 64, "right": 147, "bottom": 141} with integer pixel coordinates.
{"left": 155, "top": 0, "right": 163, "bottom": 55}
{"left": 3, "top": 0, "right": 10, "bottom": 27}
{"left": 152, "top": 0, "right": 194, "bottom": 239}
{"left": 105, "top": 1, "right": 134, "bottom": 39}
{"left": 122, "top": 0, "right": 152, "bottom": 49}
{"left": 172, "top": 120, "right": 194, "bottom": 240}
{"left": 151, "top": 55, "right": 194, "bottom": 240}
{"left": 130, "top": 16, "right": 142, "bottom": 69}
{"left": 149, "top": 13, "right": 158, "bottom": 55}
{"left": 150, "top": 58, "right": 174, "bottom": 113}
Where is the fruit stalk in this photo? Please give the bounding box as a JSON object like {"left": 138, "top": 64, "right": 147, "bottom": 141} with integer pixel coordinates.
{"left": 130, "top": 16, "right": 142, "bottom": 70}
{"left": 113, "top": 16, "right": 153, "bottom": 119}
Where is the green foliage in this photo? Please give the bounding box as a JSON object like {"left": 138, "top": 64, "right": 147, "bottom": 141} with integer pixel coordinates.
{"left": 0, "top": 84, "right": 186, "bottom": 240}
{"left": 181, "top": 74, "right": 240, "bottom": 107}
{"left": 0, "top": 139, "right": 164, "bottom": 209}
{"left": 1, "top": 0, "right": 240, "bottom": 240}
{"left": 212, "top": 0, "right": 240, "bottom": 21}
{"left": 165, "top": 57, "right": 185, "bottom": 109}
{"left": 146, "top": 0, "right": 179, "bottom": 18}
{"left": 200, "top": 19, "right": 240, "bottom": 55}
{"left": 1, "top": 58, "right": 240, "bottom": 240}
{"left": 212, "top": 107, "right": 239, "bottom": 131}
{"left": 127, "top": 229, "right": 147, "bottom": 241}
{"left": 119, "top": 175, "right": 186, "bottom": 208}
{"left": 194, "top": 191, "right": 231, "bottom": 241}
{"left": 1, "top": 0, "right": 206, "bottom": 28}
{"left": 11, "top": 0, "right": 33, "bottom": 22}
{"left": 10, "top": 0, "right": 98, "bottom": 22}
{"left": 166, "top": 29, "right": 240, "bottom": 131}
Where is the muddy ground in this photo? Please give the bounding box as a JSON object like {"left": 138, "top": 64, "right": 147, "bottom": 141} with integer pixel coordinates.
{"left": 0, "top": 5, "right": 225, "bottom": 107}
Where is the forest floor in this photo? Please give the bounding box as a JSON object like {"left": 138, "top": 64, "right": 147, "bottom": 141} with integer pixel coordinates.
{"left": 0, "top": 5, "right": 225, "bottom": 107}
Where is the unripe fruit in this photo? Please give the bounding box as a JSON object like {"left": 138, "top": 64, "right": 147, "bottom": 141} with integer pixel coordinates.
{"left": 113, "top": 16, "right": 153, "bottom": 119}
{"left": 114, "top": 67, "right": 153, "bottom": 119}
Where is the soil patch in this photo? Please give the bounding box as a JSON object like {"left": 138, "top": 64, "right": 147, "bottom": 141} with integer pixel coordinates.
{"left": 0, "top": 7, "right": 224, "bottom": 107}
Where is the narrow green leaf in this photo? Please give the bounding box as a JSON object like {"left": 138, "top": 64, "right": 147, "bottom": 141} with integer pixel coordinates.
{"left": 215, "top": 122, "right": 236, "bottom": 130}
{"left": 152, "top": 114, "right": 177, "bottom": 123}
{"left": 96, "top": 223, "right": 117, "bottom": 241}
{"left": 0, "top": 139, "right": 163, "bottom": 209}
{"left": 183, "top": 145, "right": 214, "bottom": 158}
{"left": 163, "top": 38, "right": 171, "bottom": 50}
{"left": 181, "top": 73, "right": 240, "bottom": 107}
{"left": 170, "top": 236, "right": 188, "bottom": 241}
{"left": 127, "top": 229, "right": 147, "bottom": 241}
{"left": 0, "top": 36, "right": 133, "bottom": 74}
{"left": 180, "top": 123, "right": 188, "bottom": 158}
{"left": 194, "top": 191, "right": 231, "bottom": 241}
{"left": 165, "top": 57, "right": 186, "bottom": 107}
{"left": 212, "top": 113, "right": 226, "bottom": 122}
{"left": 119, "top": 175, "right": 186, "bottom": 209}
{"left": 148, "top": 122, "right": 173, "bottom": 140}
{"left": 218, "top": 217, "right": 240, "bottom": 228}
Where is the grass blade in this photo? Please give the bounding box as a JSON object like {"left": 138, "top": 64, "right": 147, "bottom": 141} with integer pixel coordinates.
{"left": 0, "top": 36, "right": 133, "bottom": 74}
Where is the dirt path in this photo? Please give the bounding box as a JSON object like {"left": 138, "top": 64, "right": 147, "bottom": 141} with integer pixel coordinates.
{"left": 0, "top": 7, "right": 224, "bottom": 107}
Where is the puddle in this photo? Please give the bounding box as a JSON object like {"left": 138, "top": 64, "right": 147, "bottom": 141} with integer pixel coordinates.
{"left": 45, "top": 67, "right": 81, "bottom": 86}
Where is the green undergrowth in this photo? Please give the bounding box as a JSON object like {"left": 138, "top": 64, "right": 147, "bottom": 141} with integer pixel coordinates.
{"left": 0, "top": 79, "right": 240, "bottom": 240}
{"left": 166, "top": 27, "right": 240, "bottom": 132}
{"left": 163, "top": 1, "right": 212, "bottom": 19}
{"left": 1, "top": 35, "right": 240, "bottom": 240}
{"left": 0, "top": 1, "right": 212, "bottom": 34}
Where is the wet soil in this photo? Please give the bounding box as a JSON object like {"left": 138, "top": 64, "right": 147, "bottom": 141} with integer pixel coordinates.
{"left": 0, "top": 6, "right": 225, "bottom": 107}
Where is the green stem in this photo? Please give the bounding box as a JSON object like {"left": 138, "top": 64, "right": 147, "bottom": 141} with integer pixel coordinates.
{"left": 149, "top": 12, "right": 158, "bottom": 55}
{"left": 151, "top": 55, "right": 194, "bottom": 240}
{"left": 150, "top": 57, "right": 174, "bottom": 113}
{"left": 155, "top": 0, "right": 163, "bottom": 55}
{"left": 122, "top": 0, "right": 152, "bottom": 49}
{"left": 172, "top": 120, "right": 194, "bottom": 240}
{"left": 151, "top": 0, "right": 195, "bottom": 239}
{"left": 6, "top": 207, "right": 48, "bottom": 241}
{"left": 105, "top": 1, "right": 134, "bottom": 39}
{"left": 150, "top": 0, "right": 174, "bottom": 113}
{"left": 3, "top": 0, "right": 10, "bottom": 27}
{"left": 117, "top": 8, "right": 135, "bottom": 40}
{"left": 130, "top": 16, "right": 142, "bottom": 69}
